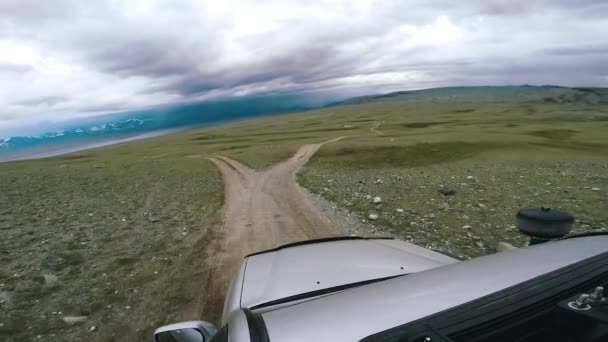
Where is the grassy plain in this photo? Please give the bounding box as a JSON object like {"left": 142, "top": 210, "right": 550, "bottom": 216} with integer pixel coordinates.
{"left": 1, "top": 86, "right": 607, "bottom": 341}
{"left": 295, "top": 100, "right": 608, "bottom": 258}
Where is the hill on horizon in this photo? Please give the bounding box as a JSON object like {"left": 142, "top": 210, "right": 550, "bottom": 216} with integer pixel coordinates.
{"left": 332, "top": 85, "right": 608, "bottom": 106}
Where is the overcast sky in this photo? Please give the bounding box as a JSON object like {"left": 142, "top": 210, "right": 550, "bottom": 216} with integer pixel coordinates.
{"left": 1, "top": 0, "right": 607, "bottom": 134}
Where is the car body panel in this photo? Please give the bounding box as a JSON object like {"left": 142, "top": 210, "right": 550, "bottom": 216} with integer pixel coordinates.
{"left": 226, "top": 310, "right": 250, "bottom": 342}
{"left": 222, "top": 260, "right": 248, "bottom": 325}
{"left": 260, "top": 236, "right": 608, "bottom": 342}
{"left": 238, "top": 238, "right": 458, "bottom": 309}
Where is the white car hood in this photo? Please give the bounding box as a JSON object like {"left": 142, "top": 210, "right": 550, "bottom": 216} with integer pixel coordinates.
{"left": 239, "top": 238, "right": 458, "bottom": 308}
{"left": 261, "top": 235, "right": 608, "bottom": 342}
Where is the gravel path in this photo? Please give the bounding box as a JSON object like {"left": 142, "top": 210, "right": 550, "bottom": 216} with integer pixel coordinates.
{"left": 201, "top": 137, "right": 347, "bottom": 323}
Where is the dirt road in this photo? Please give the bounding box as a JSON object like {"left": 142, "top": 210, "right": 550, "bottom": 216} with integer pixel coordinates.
{"left": 201, "top": 137, "right": 344, "bottom": 322}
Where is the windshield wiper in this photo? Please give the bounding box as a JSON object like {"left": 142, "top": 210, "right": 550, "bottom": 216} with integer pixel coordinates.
{"left": 250, "top": 274, "right": 405, "bottom": 310}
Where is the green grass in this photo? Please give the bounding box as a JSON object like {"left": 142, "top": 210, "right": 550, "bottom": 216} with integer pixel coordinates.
{"left": 0, "top": 149, "right": 223, "bottom": 341}
{"left": 312, "top": 142, "right": 506, "bottom": 170}
{"left": 293, "top": 101, "right": 608, "bottom": 259}
{"left": 530, "top": 129, "right": 579, "bottom": 140}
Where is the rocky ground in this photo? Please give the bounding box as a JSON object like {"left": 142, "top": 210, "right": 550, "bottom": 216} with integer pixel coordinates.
{"left": 2, "top": 96, "right": 607, "bottom": 341}
{"left": 300, "top": 158, "right": 608, "bottom": 259}
{"left": 0, "top": 154, "right": 223, "bottom": 342}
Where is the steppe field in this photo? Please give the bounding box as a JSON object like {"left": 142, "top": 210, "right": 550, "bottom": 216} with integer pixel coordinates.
{"left": 1, "top": 87, "right": 607, "bottom": 341}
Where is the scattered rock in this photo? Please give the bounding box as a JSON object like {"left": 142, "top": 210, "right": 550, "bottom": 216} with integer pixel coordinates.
{"left": 323, "top": 187, "right": 330, "bottom": 192}
{"left": 475, "top": 241, "right": 485, "bottom": 249}
{"left": 591, "top": 187, "right": 601, "bottom": 191}
{"left": 0, "top": 290, "right": 11, "bottom": 309}
{"left": 40, "top": 255, "right": 65, "bottom": 271}
{"left": 42, "top": 274, "right": 60, "bottom": 288}
{"left": 466, "top": 175, "right": 474, "bottom": 180}
{"left": 364, "top": 195, "right": 372, "bottom": 200}
{"left": 374, "top": 179, "right": 383, "bottom": 184}
{"left": 368, "top": 213, "right": 379, "bottom": 220}
{"left": 438, "top": 188, "right": 456, "bottom": 196}
{"left": 89, "top": 325, "right": 97, "bottom": 332}
{"left": 373, "top": 196, "right": 382, "bottom": 204}
{"left": 62, "top": 316, "right": 88, "bottom": 325}
{"left": 462, "top": 225, "right": 471, "bottom": 229}
{"left": 395, "top": 208, "right": 404, "bottom": 213}
{"left": 438, "top": 202, "right": 450, "bottom": 210}
{"left": 477, "top": 203, "right": 487, "bottom": 208}
{"left": 496, "top": 242, "right": 517, "bottom": 252}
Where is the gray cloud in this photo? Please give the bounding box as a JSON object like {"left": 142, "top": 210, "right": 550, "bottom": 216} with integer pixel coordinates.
{"left": 481, "top": 0, "right": 538, "bottom": 16}
{"left": 541, "top": 46, "right": 608, "bottom": 56}
{"left": 0, "top": 0, "right": 607, "bottom": 132}
{"left": 13, "top": 95, "right": 69, "bottom": 107}
{"left": 0, "top": 62, "right": 32, "bottom": 73}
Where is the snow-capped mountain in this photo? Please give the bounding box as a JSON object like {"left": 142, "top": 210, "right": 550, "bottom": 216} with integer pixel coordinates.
{"left": 0, "top": 93, "right": 322, "bottom": 160}
{"left": 0, "top": 118, "right": 149, "bottom": 150}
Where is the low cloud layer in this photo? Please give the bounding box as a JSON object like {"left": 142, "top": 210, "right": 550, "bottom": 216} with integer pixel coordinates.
{"left": 1, "top": 0, "right": 607, "bottom": 133}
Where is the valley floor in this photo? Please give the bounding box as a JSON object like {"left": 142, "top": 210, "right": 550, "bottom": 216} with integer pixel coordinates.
{"left": 1, "top": 97, "right": 607, "bottom": 341}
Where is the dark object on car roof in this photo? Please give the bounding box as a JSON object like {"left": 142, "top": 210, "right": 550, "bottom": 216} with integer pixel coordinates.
{"left": 517, "top": 207, "right": 574, "bottom": 244}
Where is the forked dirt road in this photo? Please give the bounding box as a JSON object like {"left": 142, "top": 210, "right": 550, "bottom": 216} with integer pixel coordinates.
{"left": 201, "top": 137, "right": 344, "bottom": 322}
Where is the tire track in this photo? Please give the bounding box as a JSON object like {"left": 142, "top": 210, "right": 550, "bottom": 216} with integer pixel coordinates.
{"left": 201, "top": 137, "right": 344, "bottom": 323}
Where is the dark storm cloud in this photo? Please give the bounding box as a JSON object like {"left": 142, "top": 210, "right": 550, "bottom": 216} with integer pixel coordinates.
{"left": 86, "top": 38, "right": 196, "bottom": 78}
{"left": 0, "top": 0, "right": 607, "bottom": 130}
{"left": 136, "top": 43, "right": 351, "bottom": 96}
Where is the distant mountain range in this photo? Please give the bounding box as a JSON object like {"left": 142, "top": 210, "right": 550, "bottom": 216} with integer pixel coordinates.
{"left": 331, "top": 85, "right": 608, "bottom": 106}
{"left": 0, "top": 94, "right": 318, "bottom": 157}
{"left": 2, "top": 85, "right": 607, "bottom": 160}
{"left": 0, "top": 118, "right": 150, "bottom": 150}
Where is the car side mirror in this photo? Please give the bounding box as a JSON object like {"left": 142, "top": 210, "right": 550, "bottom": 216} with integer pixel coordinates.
{"left": 154, "top": 321, "right": 217, "bottom": 342}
